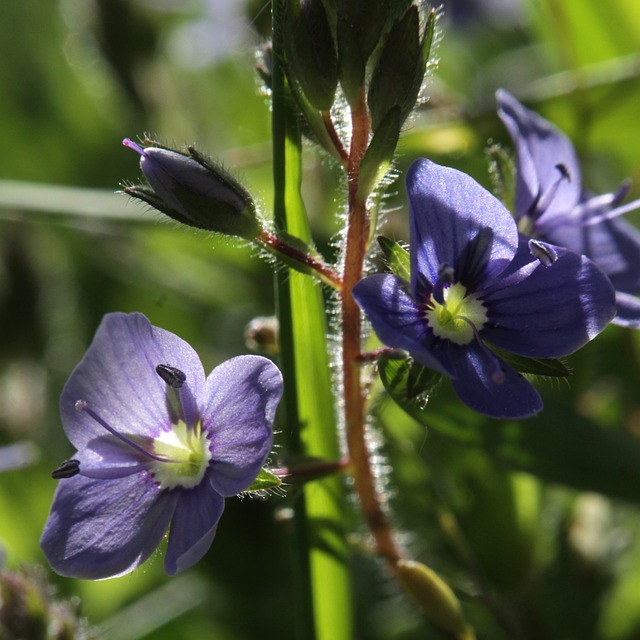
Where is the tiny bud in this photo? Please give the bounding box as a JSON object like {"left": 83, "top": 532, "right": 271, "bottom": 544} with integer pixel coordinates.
{"left": 244, "top": 316, "right": 280, "bottom": 354}
{"left": 51, "top": 459, "right": 80, "bottom": 479}
{"left": 123, "top": 139, "right": 262, "bottom": 240}
{"left": 396, "top": 560, "right": 475, "bottom": 640}
{"left": 529, "top": 239, "right": 558, "bottom": 267}
{"left": 156, "top": 364, "right": 186, "bottom": 389}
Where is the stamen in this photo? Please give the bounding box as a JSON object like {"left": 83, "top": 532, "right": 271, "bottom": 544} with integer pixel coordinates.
{"left": 528, "top": 239, "right": 557, "bottom": 267}
{"left": 156, "top": 364, "right": 186, "bottom": 388}
{"left": 51, "top": 459, "right": 80, "bottom": 479}
{"left": 530, "top": 163, "right": 571, "bottom": 219}
{"left": 75, "top": 399, "right": 171, "bottom": 463}
{"left": 459, "top": 318, "right": 506, "bottom": 384}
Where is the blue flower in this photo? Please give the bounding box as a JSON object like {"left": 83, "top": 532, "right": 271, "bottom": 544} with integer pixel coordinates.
{"left": 497, "top": 89, "right": 640, "bottom": 327}
{"left": 353, "top": 159, "right": 616, "bottom": 419}
{"left": 41, "top": 313, "right": 283, "bottom": 579}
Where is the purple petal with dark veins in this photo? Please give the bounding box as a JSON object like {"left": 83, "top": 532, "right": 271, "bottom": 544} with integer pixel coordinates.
{"left": 483, "top": 243, "right": 615, "bottom": 357}
{"left": 164, "top": 476, "right": 225, "bottom": 575}
{"left": 40, "top": 473, "right": 177, "bottom": 579}
{"left": 450, "top": 344, "right": 543, "bottom": 419}
{"left": 407, "top": 159, "right": 518, "bottom": 293}
{"left": 61, "top": 313, "right": 206, "bottom": 458}
{"left": 496, "top": 89, "right": 582, "bottom": 221}
{"left": 201, "top": 356, "right": 282, "bottom": 497}
{"left": 353, "top": 274, "right": 453, "bottom": 376}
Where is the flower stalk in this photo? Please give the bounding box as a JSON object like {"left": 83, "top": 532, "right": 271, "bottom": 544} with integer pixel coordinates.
{"left": 341, "top": 87, "right": 404, "bottom": 568}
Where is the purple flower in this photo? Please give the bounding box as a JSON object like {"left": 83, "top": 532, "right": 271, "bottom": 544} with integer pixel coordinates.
{"left": 41, "top": 313, "right": 282, "bottom": 579}
{"left": 353, "top": 159, "right": 616, "bottom": 419}
{"left": 497, "top": 89, "right": 640, "bottom": 327}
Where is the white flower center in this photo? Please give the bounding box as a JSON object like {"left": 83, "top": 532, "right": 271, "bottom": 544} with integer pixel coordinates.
{"left": 425, "top": 282, "right": 488, "bottom": 345}
{"left": 149, "top": 421, "right": 212, "bottom": 490}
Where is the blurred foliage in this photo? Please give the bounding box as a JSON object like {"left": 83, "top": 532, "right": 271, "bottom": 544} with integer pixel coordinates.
{"left": 1, "top": 0, "right": 640, "bottom": 639}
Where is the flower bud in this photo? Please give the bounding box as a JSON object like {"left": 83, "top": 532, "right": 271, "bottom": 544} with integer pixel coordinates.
{"left": 396, "top": 560, "right": 475, "bottom": 640}
{"left": 367, "top": 6, "right": 435, "bottom": 131}
{"left": 123, "top": 139, "right": 262, "bottom": 240}
{"left": 283, "top": 0, "right": 338, "bottom": 111}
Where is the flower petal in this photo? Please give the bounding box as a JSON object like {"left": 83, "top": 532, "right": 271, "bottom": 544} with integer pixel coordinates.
{"left": 407, "top": 159, "right": 518, "bottom": 292}
{"left": 484, "top": 243, "right": 615, "bottom": 357}
{"left": 496, "top": 89, "right": 582, "bottom": 220}
{"left": 61, "top": 313, "right": 206, "bottom": 457}
{"left": 40, "top": 473, "right": 177, "bottom": 579}
{"left": 164, "top": 478, "right": 225, "bottom": 575}
{"left": 545, "top": 215, "right": 640, "bottom": 294}
{"left": 201, "top": 356, "right": 282, "bottom": 497}
{"left": 353, "top": 274, "right": 453, "bottom": 376}
{"left": 450, "top": 345, "right": 543, "bottom": 419}
{"left": 613, "top": 291, "right": 640, "bottom": 328}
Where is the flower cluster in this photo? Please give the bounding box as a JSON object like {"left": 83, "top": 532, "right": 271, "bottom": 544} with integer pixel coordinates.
{"left": 41, "top": 313, "right": 282, "bottom": 579}
{"left": 354, "top": 159, "right": 616, "bottom": 419}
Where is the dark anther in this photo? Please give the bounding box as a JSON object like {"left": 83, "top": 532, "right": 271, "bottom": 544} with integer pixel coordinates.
{"left": 51, "top": 459, "right": 80, "bottom": 479}
{"left": 156, "top": 364, "right": 187, "bottom": 388}
{"left": 555, "top": 163, "right": 571, "bottom": 181}
{"left": 529, "top": 239, "right": 558, "bottom": 267}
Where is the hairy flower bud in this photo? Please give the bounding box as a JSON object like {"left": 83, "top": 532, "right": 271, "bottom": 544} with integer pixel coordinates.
{"left": 367, "top": 5, "right": 435, "bottom": 131}
{"left": 123, "top": 139, "right": 262, "bottom": 240}
{"left": 283, "top": 0, "right": 338, "bottom": 111}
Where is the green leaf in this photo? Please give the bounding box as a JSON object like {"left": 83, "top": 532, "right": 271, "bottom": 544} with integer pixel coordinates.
{"left": 379, "top": 355, "right": 640, "bottom": 503}
{"left": 377, "top": 235, "right": 411, "bottom": 282}
{"left": 244, "top": 468, "right": 283, "bottom": 493}
{"left": 272, "top": 4, "right": 352, "bottom": 635}
{"left": 487, "top": 343, "right": 571, "bottom": 377}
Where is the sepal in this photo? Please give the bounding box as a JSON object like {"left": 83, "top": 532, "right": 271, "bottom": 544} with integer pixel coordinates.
{"left": 377, "top": 235, "right": 411, "bottom": 282}
{"left": 242, "top": 468, "right": 283, "bottom": 494}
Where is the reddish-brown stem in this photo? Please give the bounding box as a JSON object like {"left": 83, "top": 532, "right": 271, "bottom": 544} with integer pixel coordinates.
{"left": 342, "top": 89, "right": 403, "bottom": 568}
{"left": 257, "top": 229, "right": 343, "bottom": 291}
{"left": 322, "top": 110, "right": 349, "bottom": 165}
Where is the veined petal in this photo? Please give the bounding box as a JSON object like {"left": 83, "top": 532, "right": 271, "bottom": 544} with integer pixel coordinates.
{"left": 484, "top": 245, "right": 615, "bottom": 357}
{"left": 613, "top": 291, "right": 640, "bottom": 328}
{"left": 407, "top": 159, "right": 518, "bottom": 292}
{"left": 353, "top": 274, "right": 453, "bottom": 376}
{"left": 450, "top": 345, "right": 543, "bottom": 419}
{"left": 76, "top": 438, "right": 154, "bottom": 479}
{"left": 40, "top": 473, "right": 177, "bottom": 580}
{"left": 202, "top": 356, "right": 282, "bottom": 497}
{"left": 164, "top": 478, "right": 225, "bottom": 575}
{"left": 61, "top": 313, "right": 206, "bottom": 453}
{"left": 496, "top": 89, "right": 582, "bottom": 220}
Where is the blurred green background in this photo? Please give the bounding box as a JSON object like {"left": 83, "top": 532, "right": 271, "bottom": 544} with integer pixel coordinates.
{"left": 1, "top": 0, "right": 640, "bottom": 638}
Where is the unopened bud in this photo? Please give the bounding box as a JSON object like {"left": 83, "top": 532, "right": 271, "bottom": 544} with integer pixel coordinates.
{"left": 284, "top": 0, "right": 338, "bottom": 111}
{"left": 123, "top": 139, "right": 262, "bottom": 240}
{"left": 244, "top": 316, "right": 280, "bottom": 354}
{"left": 397, "top": 560, "right": 475, "bottom": 640}
{"left": 367, "top": 6, "right": 435, "bottom": 131}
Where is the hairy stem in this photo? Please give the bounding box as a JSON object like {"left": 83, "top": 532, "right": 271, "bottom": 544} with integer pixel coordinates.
{"left": 342, "top": 88, "right": 403, "bottom": 568}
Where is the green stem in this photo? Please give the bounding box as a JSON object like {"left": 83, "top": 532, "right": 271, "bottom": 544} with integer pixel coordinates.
{"left": 272, "top": 2, "right": 352, "bottom": 639}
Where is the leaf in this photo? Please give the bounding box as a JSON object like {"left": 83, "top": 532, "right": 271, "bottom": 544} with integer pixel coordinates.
{"left": 487, "top": 343, "right": 571, "bottom": 377}
{"left": 379, "top": 354, "right": 640, "bottom": 503}
{"left": 244, "top": 468, "right": 283, "bottom": 493}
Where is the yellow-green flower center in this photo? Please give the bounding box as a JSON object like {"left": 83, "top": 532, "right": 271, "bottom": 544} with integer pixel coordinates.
{"left": 149, "top": 421, "right": 212, "bottom": 490}
{"left": 425, "top": 282, "right": 488, "bottom": 345}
